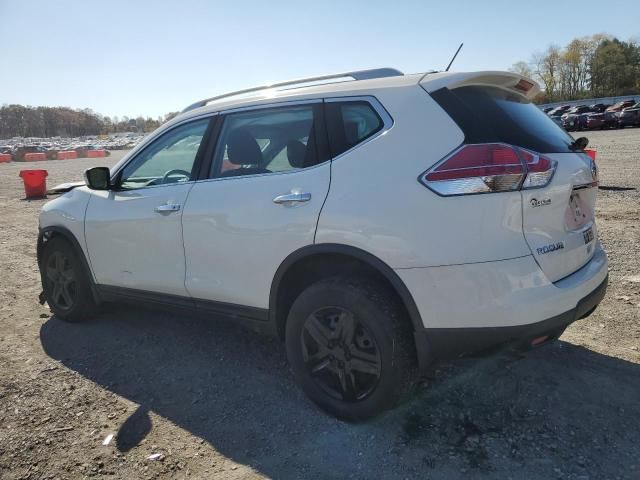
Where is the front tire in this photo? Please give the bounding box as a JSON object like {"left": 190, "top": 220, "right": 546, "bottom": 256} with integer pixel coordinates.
{"left": 285, "top": 277, "right": 416, "bottom": 421}
{"left": 41, "top": 237, "right": 96, "bottom": 322}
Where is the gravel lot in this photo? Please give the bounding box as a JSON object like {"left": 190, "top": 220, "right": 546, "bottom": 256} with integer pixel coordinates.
{"left": 1, "top": 129, "right": 639, "bottom": 479}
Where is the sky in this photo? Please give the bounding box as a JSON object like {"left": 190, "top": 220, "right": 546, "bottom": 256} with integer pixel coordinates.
{"left": 1, "top": 0, "right": 638, "bottom": 119}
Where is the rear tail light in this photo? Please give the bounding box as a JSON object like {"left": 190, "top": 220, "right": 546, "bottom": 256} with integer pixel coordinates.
{"left": 587, "top": 152, "right": 599, "bottom": 186}
{"left": 519, "top": 149, "right": 555, "bottom": 189}
{"left": 421, "top": 143, "right": 556, "bottom": 196}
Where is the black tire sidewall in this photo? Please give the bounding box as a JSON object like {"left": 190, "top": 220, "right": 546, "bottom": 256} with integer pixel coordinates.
{"left": 41, "top": 237, "right": 94, "bottom": 322}
{"left": 285, "top": 278, "right": 412, "bottom": 421}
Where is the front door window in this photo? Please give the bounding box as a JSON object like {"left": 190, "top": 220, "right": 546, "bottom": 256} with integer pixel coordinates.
{"left": 119, "top": 119, "right": 209, "bottom": 189}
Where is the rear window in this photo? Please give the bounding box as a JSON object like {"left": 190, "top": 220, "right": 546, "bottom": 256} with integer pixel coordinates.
{"left": 431, "top": 86, "right": 575, "bottom": 153}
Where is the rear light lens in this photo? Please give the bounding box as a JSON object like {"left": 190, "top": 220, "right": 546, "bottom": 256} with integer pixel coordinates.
{"left": 514, "top": 78, "right": 535, "bottom": 93}
{"left": 588, "top": 154, "right": 599, "bottom": 186}
{"left": 520, "top": 150, "right": 555, "bottom": 189}
{"left": 421, "top": 143, "right": 556, "bottom": 196}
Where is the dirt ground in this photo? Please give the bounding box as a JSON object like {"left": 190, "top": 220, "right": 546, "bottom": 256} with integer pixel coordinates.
{"left": 0, "top": 130, "right": 639, "bottom": 480}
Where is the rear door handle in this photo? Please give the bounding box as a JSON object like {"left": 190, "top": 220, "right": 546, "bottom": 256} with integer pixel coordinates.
{"left": 154, "top": 203, "right": 181, "bottom": 213}
{"left": 273, "top": 192, "right": 312, "bottom": 204}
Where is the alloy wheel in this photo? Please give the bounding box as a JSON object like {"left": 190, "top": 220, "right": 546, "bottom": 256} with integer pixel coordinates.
{"left": 45, "top": 251, "right": 76, "bottom": 311}
{"left": 301, "top": 306, "right": 382, "bottom": 402}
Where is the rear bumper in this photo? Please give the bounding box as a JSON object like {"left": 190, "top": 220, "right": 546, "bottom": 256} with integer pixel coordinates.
{"left": 413, "top": 274, "right": 607, "bottom": 370}
{"left": 398, "top": 245, "right": 609, "bottom": 372}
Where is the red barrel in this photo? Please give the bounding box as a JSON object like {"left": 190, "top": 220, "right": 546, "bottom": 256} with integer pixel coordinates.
{"left": 0, "top": 153, "right": 11, "bottom": 163}
{"left": 58, "top": 150, "right": 78, "bottom": 160}
{"left": 585, "top": 149, "right": 596, "bottom": 161}
{"left": 19, "top": 170, "right": 48, "bottom": 198}
{"left": 87, "top": 149, "right": 107, "bottom": 158}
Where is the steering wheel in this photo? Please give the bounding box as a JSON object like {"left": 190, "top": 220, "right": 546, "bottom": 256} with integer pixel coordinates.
{"left": 161, "top": 169, "right": 191, "bottom": 184}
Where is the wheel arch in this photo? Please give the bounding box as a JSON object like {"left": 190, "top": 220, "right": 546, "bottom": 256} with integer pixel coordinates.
{"left": 269, "top": 243, "right": 424, "bottom": 339}
{"left": 38, "top": 226, "right": 100, "bottom": 303}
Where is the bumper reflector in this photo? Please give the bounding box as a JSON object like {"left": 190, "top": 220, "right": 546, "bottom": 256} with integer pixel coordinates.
{"left": 531, "top": 335, "right": 550, "bottom": 346}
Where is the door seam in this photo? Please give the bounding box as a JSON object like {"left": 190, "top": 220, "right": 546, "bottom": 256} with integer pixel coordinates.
{"left": 181, "top": 182, "right": 199, "bottom": 298}
{"left": 313, "top": 158, "right": 332, "bottom": 244}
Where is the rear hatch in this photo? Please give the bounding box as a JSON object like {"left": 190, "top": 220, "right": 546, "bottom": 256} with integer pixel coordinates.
{"left": 520, "top": 152, "right": 597, "bottom": 281}
{"left": 421, "top": 72, "right": 599, "bottom": 282}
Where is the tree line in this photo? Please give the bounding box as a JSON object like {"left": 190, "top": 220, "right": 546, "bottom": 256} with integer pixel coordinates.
{"left": 511, "top": 34, "right": 640, "bottom": 103}
{"left": 0, "top": 104, "right": 177, "bottom": 139}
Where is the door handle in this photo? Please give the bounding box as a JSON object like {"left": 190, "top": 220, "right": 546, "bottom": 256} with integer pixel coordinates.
{"left": 273, "top": 192, "right": 311, "bottom": 204}
{"left": 154, "top": 203, "right": 181, "bottom": 213}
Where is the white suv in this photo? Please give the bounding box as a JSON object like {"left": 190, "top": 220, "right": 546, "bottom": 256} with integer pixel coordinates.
{"left": 38, "top": 68, "right": 608, "bottom": 420}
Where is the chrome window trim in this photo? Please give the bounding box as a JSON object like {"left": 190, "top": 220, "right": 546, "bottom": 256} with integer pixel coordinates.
{"left": 109, "top": 113, "right": 217, "bottom": 182}
{"left": 105, "top": 179, "right": 198, "bottom": 192}
{"left": 216, "top": 98, "right": 322, "bottom": 116}
{"left": 194, "top": 160, "right": 331, "bottom": 186}
{"left": 323, "top": 95, "right": 394, "bottom": 162}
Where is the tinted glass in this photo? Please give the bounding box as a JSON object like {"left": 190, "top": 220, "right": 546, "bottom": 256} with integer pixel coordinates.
{"left": 431, "top": 86, "right": 575, "bottom": 153}
{"left": 325, "top": 101, "right": 383, "bottom": 157}
{"left": 119, "top": 119, "right": 209, "bottom": 189}
{"left": 213, "top": 105, "right": 319, "bottom": 178}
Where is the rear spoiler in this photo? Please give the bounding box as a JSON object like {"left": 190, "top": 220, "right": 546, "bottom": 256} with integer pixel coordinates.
{"left": 420, "top": 71, "right": 541, "bottom": 101}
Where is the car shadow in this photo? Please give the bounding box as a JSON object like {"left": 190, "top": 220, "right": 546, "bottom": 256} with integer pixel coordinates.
{"left": 40, "top": 307, "right": 640, "bottom": 479}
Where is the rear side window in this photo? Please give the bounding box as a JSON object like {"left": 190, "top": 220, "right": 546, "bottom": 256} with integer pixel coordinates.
{"left": 325, "top": 101, "right": 383, "bottom": 157}
{"left": 431, "top": 86, "right": 575, "bottom": 153}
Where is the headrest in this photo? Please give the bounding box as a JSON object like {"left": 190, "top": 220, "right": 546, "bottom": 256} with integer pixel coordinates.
{"left": 227, "top": 129, "right": 262, "bottom": 165}
{"left": 286, "top": 139, "right": 306, "bottom": 168}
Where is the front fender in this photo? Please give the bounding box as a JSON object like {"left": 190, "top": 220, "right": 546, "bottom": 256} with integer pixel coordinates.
{"left": 38, "top": 188, "right": 100, "bottom": 304}
{"left": 39, "top": 187, "right": 92, "bottom": 270}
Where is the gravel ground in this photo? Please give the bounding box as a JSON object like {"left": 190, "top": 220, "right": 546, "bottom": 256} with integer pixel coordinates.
{"left": 0, "top": 129, "right": 639, "bottom": 480}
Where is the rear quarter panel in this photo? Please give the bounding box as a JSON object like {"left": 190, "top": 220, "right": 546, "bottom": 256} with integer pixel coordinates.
{"left": 315, "top": 85, "right": 531, "bottom": 268}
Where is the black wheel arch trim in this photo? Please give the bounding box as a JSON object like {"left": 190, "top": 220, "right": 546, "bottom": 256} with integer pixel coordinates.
{"left": 269, "top": 243, "right": 425, "bottom": 334}
{"left": 37, "top": 226, "right": 101, "bottom": 304}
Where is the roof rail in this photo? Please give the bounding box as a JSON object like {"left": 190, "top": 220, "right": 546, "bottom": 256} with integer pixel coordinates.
{"left": 181, "top": 67, "right": 403, "bottom": 113}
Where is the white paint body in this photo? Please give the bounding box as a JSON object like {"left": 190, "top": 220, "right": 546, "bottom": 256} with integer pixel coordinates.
{"left": 39, "top": 69, "right": 608, "bottom": 332}
{"left": 84, "top": 183, "right": 194, "bottom": 295}
{"left": 182, "top": 163, "right": 330, "bottom": 307}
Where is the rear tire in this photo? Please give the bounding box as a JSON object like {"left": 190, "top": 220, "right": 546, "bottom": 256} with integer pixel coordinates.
{"left": 285, "top": 277, "right": 416, "bottom": 421}
{"left": 41, "top": 237, "right": 97, "bottom": 322}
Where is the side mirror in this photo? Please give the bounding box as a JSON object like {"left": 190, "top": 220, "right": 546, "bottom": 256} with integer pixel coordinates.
{"left": 84, "top": 167, "right": 111, "bottom": 190}
{"left": 569, "top": 136, "right": 589, "bottom": 152}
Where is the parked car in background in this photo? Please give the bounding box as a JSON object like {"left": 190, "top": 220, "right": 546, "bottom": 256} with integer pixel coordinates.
{"left": 562, "top": 105, "right": 594, "bottom": 131}
{"left": 37, "top": 68, "right": 607, "bottom": 420}
{"left": 542, "top": 106, "right": 554, "bottom": 113}
{"left": 619, "top": 103, "right": 640, "bottom": 127}
{"left": 562, "top": 105, "right": 592, "bottom": 119}
{"left": 585, "top": 113, "right": 606, "bottom": 130}
{"left": 13, "top": 145, "right": 47, "bottom": 161}
{"left": 550, "top": 116, "right": 564, "bottom": 129}
{"left": 606, "top": 100, "right": 636, "bottom": 113}
{"left": 548, "top": 105, "right": 572, "bottom": 116}
{"left": 570, "top": 104, "right": 611, "bottom": 131}
{"left": 587, "top": 111, "right": 623, "bottom": 130}
{"left": 604, "top": 100, "right": 636, "bottom": 127}
{"left": 590, "top": 103, "right": 610, "bottom": 113}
